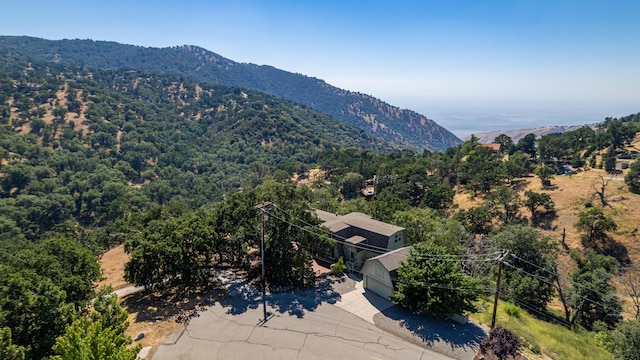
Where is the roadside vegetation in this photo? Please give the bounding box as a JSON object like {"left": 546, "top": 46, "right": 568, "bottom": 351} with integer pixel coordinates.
{"left": 471, "top": 299, "right": 614, "bottom": 360}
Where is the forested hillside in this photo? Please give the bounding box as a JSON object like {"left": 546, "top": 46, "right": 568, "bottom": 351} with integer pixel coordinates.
{"left": 0, "top": 50, "right": 396, "bottom": 242}
{"left": 0, "top": 36, "right": 462, "bottom": 151}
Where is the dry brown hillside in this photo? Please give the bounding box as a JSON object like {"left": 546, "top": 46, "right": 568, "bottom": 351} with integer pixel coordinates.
{"left": 454, "top": 165, "right": 640, "bottom": 316}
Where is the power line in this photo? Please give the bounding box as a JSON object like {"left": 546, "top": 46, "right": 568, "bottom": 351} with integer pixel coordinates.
{"left": 503, "top": 261, "right": 618, "bottom": 312}
{"left": 269, "top": 204, "right": 501, "bottom": 262}
{"left": 265, "top": 202, "right": 623, "bottom": 320}
{"left": 507, "top": 252, "right": 616, "bottom": 301}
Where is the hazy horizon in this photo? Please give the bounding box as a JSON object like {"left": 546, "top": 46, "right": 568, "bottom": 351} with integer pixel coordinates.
{"left": 1, "top": 0, "right": 638, "bottom": 139}
{"left": 390, "top": 99, "right": 639, "bottom": 138}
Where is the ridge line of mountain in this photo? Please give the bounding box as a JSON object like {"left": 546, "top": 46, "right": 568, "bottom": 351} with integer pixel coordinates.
{"left": 0, "top": 36, "right": 462, "bottom": 151}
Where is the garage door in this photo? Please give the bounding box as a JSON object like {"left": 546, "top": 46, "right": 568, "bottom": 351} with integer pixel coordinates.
{"left": 365, "top": 275, "right": 393, "bottom": 300}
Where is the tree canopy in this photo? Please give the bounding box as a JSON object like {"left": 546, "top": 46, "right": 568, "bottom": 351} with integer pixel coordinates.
{"left": 393, "top": 242, "right": 479, "bottom": 316}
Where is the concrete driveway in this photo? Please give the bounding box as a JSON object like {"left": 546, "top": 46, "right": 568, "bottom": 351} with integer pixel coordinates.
{"left": 334, "top": 277, "right": 394, "bottom": 324}
{"left": 333, "top": 276, "right": 485, "bottom": 360}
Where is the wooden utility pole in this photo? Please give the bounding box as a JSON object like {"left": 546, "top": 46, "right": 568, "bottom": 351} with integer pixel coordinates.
{"left": 255, "top": 201, "right": 272, "bottom": 296}
{"left": 491, "top": 251, "right": 509, "bottom": 330}
{"left": 255, "top": 201, "right": 273, "bottom": 324}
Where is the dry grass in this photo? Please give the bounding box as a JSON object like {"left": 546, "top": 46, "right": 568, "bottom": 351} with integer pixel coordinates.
{"left": 13, "top": 85, "right": 91, "bottom": 141}
{"left": 96, "top": 245, "right": 222, "bottom": 354}
{"left": 454, "top": 165, "right": 640, "bottom": 318}
{"left": 96, "top": 245, "right": 130, "bottom": 291}
{"left": 292, "top": 168, "right": 327, "bottom": 185}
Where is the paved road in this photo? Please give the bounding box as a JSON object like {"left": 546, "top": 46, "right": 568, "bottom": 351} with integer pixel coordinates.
{"left": 151, "top": 272, "right": 482, "bottom": 360}
{"left": 152, "top": 294, "right": 451, "bottom": 360}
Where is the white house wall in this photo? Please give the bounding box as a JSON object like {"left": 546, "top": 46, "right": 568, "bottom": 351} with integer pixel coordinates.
{"left": 362, "top": 260, "right": 394, "bottom": 299}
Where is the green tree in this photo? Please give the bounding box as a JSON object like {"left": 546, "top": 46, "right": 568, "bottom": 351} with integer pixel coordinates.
{"left": 493, "top": 134, "right": 514, "bottom": 154}
{"left": 52, "top": 283, "right": 137, "bottom": 360}
{"left": 567, "top": 249, "right": 622, "bottom": 329}
{"left": 604, "top": 147, "right": 617, "bottom": 173}
{"left": 125, "top": 210, "right": 217, "bottom": 292}
{"left": 459, "top": 145, "right": 506, "bottom": 194}
{"left": 52, "top": 105, "right": 67, "bottom": 123}
{"left": 610, "top": 320, "right": 640, "bottom": 360}
{"left": 340, "top": 171, "right": 364, "bottom": 196}
{"left": 29, "top": 118, "right": 46, "bottom": 135}
{"left": 516, "top": 133, "right": 537, "bottom": 160}
{"left": 486, "top": 186, "right": 522, "bottom": 225}
{"left": 524, "top": 190, "right": 555, "bottom": 222}
{"left": 504, "top": 152, "right": 530, "bottom": 182}
{"left": 421, "top": 183, "right": 455, "bottom": 210}
{"left": 91, "top": 287, "right": 130, "bottom": 335}
{"left": 488, "top": 225, "right": 557, "bottom": 311}
{"left": 393, "top": 243, "right": 478, "bottom": 316}
{"left": 625, "top": 160, "right": 640, "bottom": 194}
{"left": 392, "top": 208, "right": 443, "bottom": 245}
{"left": 52, "top": 319, "right": 140, "bottom": 360}
{"left": 1, "top": 163, "right": 33, "bottom": 195}
{"left": 0, "top": 327, "right": 25, "bottom": 360}
{"left": 455, "top": 205, "right": 493, "bottom": 235}
{"left": 32, "top": 236, "right": 102, "bottom": 306}
{"left": 575, "top": 207, "right": 617, "bottom": 247}
{"left": 534, "top": 165, "right": 555, "bottom": 187}
{"left": 0, "top": 266, "right": 76, "bottom": 359}
{"left": 257, "top": 180, "right": 321, "bottom": 288}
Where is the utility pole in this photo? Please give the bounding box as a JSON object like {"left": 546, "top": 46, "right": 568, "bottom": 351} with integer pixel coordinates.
{"left": 491, "top": 250, "right": 509, "bottom": 330}
{"left": 255, "top": 201, "right": 272, "bottom": 295}
{"left": 255, "top": 201, "right": 272, "bottom": 324}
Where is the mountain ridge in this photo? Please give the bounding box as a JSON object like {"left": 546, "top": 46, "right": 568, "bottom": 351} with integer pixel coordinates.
{"left": 0, "top": 36, "right": 462, "bottom": 151}
{"left": 463, "top": 125, "right": 595, "bottom": 144}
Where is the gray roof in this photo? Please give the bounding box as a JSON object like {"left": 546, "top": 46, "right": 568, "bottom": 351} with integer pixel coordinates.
{"left": 368, "top": 246, "right": 412, "bottom": 272}
{"left": 320, "top": 219, "right": 350, "bottom": 233}
{"left": 346, "top": 235, "right": 366, "bottom": 245}
{"left": 315, "top": 209, "right": 340, "bottom": 222}
{"left": 333, "top": 212, "right": 404, "bottom": 237}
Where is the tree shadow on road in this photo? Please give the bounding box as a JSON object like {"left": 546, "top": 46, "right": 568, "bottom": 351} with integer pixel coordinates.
{"left": 122, "top": 285, "right": 227, "bottom": 324}
{"left": 218, "top": 273, "right": 344, "bottom": 318}
{"left": 379, "top": 306, "right": 486, "bottom": 359}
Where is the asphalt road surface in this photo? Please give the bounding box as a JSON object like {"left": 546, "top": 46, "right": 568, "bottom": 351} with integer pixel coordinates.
{"left": 151, "top": 272, "right": 480, "bottom": 360}
{"left": 152, "top": 295, "right": 452, "bottom": 360}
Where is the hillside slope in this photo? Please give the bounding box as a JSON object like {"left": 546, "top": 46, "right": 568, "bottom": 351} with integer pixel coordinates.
{"left": 0, "top": 50, "right": 399, "bottom": 238}
{"left": 463, "top": 125, "right": 590, "bottom": 144}
{"left": 0, "top": 36, "right": 462, "bottom": 151}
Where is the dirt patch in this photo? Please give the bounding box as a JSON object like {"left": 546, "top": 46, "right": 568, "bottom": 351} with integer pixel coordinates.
{"left": 293, "top": 168, "right": 327, "bottom": 186}
{"left": 96, "top": 245, "right": 130, "bottom": 291}
{"left": 97, "top": 246, "right": 251, "bottom": 355}
{"left": 96, "top": 244, "right": 218, "bottom": 354}
{"left": 122, "top": 285, "right": 227, "bottom": 355}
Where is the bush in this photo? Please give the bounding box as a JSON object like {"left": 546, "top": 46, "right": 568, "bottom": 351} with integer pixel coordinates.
{"left": 480, "top": 325, "right": 522, "bottom": 359}
{"left": 331, "top": 257, "right": 347, "bottom": 274}
{"left": 504, "top": 303, "right": 521, "bottom": 319}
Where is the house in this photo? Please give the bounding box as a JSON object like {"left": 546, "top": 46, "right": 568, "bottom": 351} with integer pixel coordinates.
{"left": 316, "top": 210, "right": 406, "bottom": 271}
{"left": 361, "top": 246, "right": 411, "bottom": 299}
{"left": 480, "top": 143, "right": 502, "bottom": 153}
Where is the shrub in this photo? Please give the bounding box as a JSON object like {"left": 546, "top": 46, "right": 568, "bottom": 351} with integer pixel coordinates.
{"left": 504, "top": 303, "right": 521, "bottom": 319}
{"left": 480, "top": 325, "right": 522, "bottom": 359}
{"left": 331, "top": 257, "right": 346, "bottom": 274}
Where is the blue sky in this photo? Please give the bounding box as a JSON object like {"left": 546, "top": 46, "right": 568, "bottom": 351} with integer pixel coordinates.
{"left": 2, "top": 0, "right": 639, "bottom": 136}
